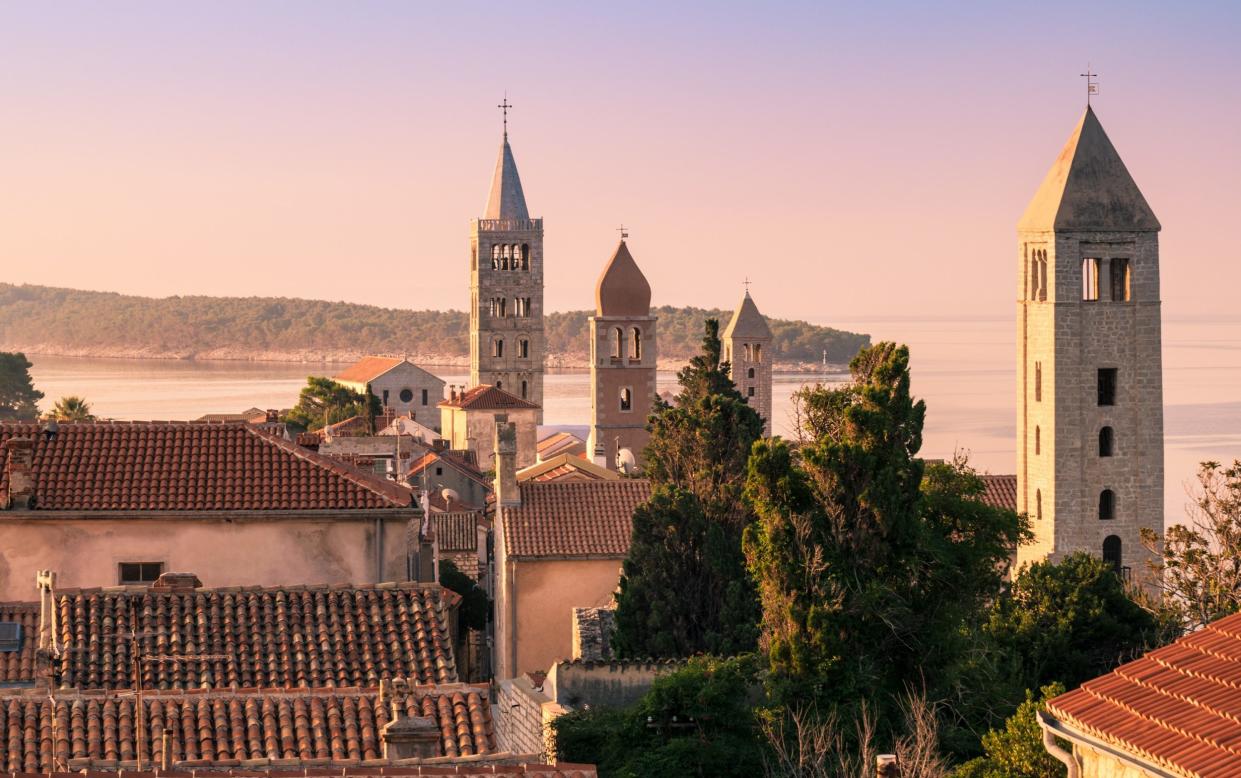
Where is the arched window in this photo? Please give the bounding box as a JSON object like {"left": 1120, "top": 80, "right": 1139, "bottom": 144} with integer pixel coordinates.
{"left": 631, "top": 328, "right": 642, "bottom": 360}
{"left": 1099, "top": 426, "right": 1114, "bottom": 457}
{"left": 754, "top": 344, "right": 763, "bottom": 363}
{"left": 747, "top": 367, "right": 755, "bottom": 379}
{"left": 1038, "top": 251, "right": 1048, "bottom": 301}
{"left": 613, "top": 327, "right": 624, "bottom": 359}
{"left": 1035, "top": 489, "right": 1043, "bottom": 521}
{"left": 518, "top": 339, "right": 529, "bottom": 359}
{"left": 1035, "top": 425, "right": 1041, "bottom": 455}
{"left": 491, "top": 244, "right": 500, "bottom": 269}
{"left": 744, "top": 343, "right": 752, "bottom": 362}
{"left": 1099, "top": 489, "right": 1115, "bottom": 521}
{"left": 619, "top": 387, "right": 632, "bottom": 411}
{"left": 521, "top": 380, "right": 528, "bottom": 399}
{"left": 493, "top": 338, "right": 504, "bottom": 358}
{"left": 501, "top": 244, "right": 511, "bottom": 270}
{"left": 496, "top": 380, "right": 502, "bottom": 390}
{"left": 1102, "top": 535, "right": 1122, "bottom": 572}
{"left": 1031, "top": 257, "right": 1039, "bottom": 299}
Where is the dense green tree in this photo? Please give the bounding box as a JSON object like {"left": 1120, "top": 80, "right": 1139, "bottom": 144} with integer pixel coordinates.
{"left": 1140, "top": 460, "right": 1241, "bottom": 630}
{"left": 743, "top": 342, "right": 1024, "bottom": 738}
{"left": 552, "top": 655, "right": 765, "bottom": 778}
{"left": 951, "top": 685, "right": 1067, "bottom": 778}
{"left": 282, "top": 376, "right": 379, "bottom": 431}
{"left": 985, "top": 553, "right": 1166, "bottom": 701}
{"left": 51, "top": 395, "right": 94, "bottom": 421}
{"left": 0, "top": 352, "right": 43, "bottom": 420}
{"left": 612, "top": 320, "right": 763, "bottom": 657}
{"left": 438, "top": 560, "right": 489, "bottom": 632}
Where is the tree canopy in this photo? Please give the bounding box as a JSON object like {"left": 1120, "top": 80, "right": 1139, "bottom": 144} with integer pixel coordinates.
{"left": 282, "top": 376, "right": 379, "bottom": 431}
{"left": 51, "top": 395, "right": 95, "bottom": 421}
{"left": 0, "top": 352, "right": 43, "bottom": 420}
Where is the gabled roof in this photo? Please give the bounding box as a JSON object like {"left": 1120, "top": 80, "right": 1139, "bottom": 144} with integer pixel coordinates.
{"left": 0, "top": 682, "right": 495, "bottom": 770}
{"left": 333, "top": 356, "right": 444, "bottom": 386}
{"left": 0, "top": 421, "right": 412, "bottom": 512}
{"left": 409, "top": 450, "right": 490, "bottom": 488}
{"left": 483, "top": 136, "right": 530, "bottom": 221}
{"left": 722, "top": 290, "right": 773, "bottom": 341}
{"left": 440, "top": 385, "right": 540, "bottom": 411}
{"left": 500, "top": 480, "right": 651, "bottom": 558}
{"left": 595, "top": 240, "right": 651, "bottom": 317}
{"left": 1045, "top": 611, "right": 1241, "bottom": 777}
{"left": 537, "top": 431, "right": 587, "bottom": 460}
{"left": 1018, "top": 106, "right": 1160, "bottom": 233}
{"left": 518, "top": 454, "right": 619, "bottom": 484}
{"left": 979, "top": 474, "right": 1017, "bottom": 513}
{"left": 434, "top": 512, "right": 482, "bottom": 552}
{"left": 44, "top": 581, "right": 457, "bottom": 689}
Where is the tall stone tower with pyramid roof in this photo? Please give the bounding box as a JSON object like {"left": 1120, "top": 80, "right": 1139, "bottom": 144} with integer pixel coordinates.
{"left": 588, "top": 239, "right": 657, "bottom": 469}
{"left": 1016, "top": 106, "right": 1163, "bottom": 579}
{"left": 469, "top": 125, "right": 544, "bottom": 420}
{"left": 723, "top": 290, "right": 774, "bottom": 436}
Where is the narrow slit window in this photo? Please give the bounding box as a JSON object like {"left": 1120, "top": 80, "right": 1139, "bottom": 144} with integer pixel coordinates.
{"left": 1110, "top": 258, "right": 1130, "bottom": 301}
{"left": 1035, "top": 489, "right": 1043, "bottom": 521}
{"left": 521, "top": 380, "right": 528, "bottom": 399}
{"left": 1034, "top": 361, "right": 1043, "bottom": 402}
{"left": 631, "top": 328, "right": 642, "bottom": 360}
{"left": 1082, "top": 258, "right": 1101, "bottom": 301}
{"left": 1099, "top": 426, "right": 1114, "bottom": 457}
{"left": 613, "top": 327, "right": 624, "bottom": 359}
{"left": 1098, "top": 368, "right": 1117, "bottom": 406}
{"left": 619, "top": 387, "right": 632, "bottom": 411}
{"left": 1035, "top": 425, "right": 1041, "bottom": 455}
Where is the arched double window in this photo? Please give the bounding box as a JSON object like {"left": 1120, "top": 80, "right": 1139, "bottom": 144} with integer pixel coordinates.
{"left": 612, "top": 327, "right": 624, "bottom": 359}
{"left": 631, "top": 328, "right": 642, "bottom": 360}
{"left": 1099, "top": 426, "right": 1114, "bottom": 457}
{"left": 492, "top": 338, "right": 505, "bottom": 358}
{"left": 1099, "top": 489, "right": 1116, "bottom": 521}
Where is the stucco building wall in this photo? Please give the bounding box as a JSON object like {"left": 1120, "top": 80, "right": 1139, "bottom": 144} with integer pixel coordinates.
{"left": 339, "top": 363, "right": 445, "bottom": 428}
{"left": 441, "top": 407, "right": 537, "bottom": 472}
{"left": 0, "top": 513, "right": 411, "bottom": 599}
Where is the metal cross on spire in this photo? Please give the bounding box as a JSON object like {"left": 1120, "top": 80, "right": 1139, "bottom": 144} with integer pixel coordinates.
{"left": 617, "top": 224, "right": 629, "bottom": 240}
{"left": 498, "top": 94, "right": 513, "bottom": 139}
{"left": 1080, "top": 65, "right": 1099, "bottom": 106}
{"left": 743, "top": 277, "right": 752, "bottom": 293}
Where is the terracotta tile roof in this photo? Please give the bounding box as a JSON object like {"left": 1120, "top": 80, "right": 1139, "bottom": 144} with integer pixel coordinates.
{"left": 319, "top": 415, "right": 373, "bottom": 438}
{"left": 409, "top": 452, "right": 489, "bottom": 488}
{"left": 0, "top": 422, "right": 412, "bottom": 512}
{"left": 0, "top": 603, "right": 38, "bottom": 685}
{"left": 0, "top": 683, "right": 494, "bottom": 771}
{"left": 333, "top": 356, "right": 406, "bottom": 384}
{"left": 434, "top": 513, "right": 481, "bottom": 553}
{"left": 439, "top": 386, "right": 539, "bottom": 411}
{"left": 536, "top": 432, "right": 585, "bottom": 460}
{"left": 501, "top": 480, "right": 650, "bottom": 558}
{"left": 517, "top": 455, "right": 618, "bottom": 484}
{"left": 48, "top": 583, "right": 456, "bottom": 690}
{"left": 979, "top": 474, "right": 1017, "bottom": 513}
{"left": 1046, "top": 611, "right": 1241, "bottom": 777}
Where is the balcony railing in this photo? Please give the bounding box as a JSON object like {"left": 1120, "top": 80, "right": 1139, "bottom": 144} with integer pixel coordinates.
{"left": 475, "top": 218, "right": 542, "bottom": 232}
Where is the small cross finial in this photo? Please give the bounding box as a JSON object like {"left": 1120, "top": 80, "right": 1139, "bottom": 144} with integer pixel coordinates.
{"left": 617, "top": 224, "right": 628, "bottom": 241}
{"left": 743, "top": 277, "right": 752, "bottom": 293}
{"left": 498, "top": 94, "right": 513, "bottom": 139}
{"left": 1080, "top": 66, "right": 1099, "bottom": 106}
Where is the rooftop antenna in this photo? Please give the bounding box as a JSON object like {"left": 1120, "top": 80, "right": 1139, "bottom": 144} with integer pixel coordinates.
{"left": 498, "top": 93, "right": 513, "bottom": 140}
{"left": 1080, "top": 65, "right": 1099, "bottom": 106}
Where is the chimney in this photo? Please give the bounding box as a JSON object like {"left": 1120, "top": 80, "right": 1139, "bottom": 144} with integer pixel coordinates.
{"left": 592, "top": 438, "right": 607, "bottom": 469}
{"left": 494, "top": 415, "right": 520, "bottom": 508}
{"left": 3, "top": 437, "right": 35, "bottom": 510}
{"left": 266, "top": 409, "right": 280, "bottom": 423}
{"left": 877, "top": 755, "right": 901, "bottom": 777}
{"left": 379, "top": 679, "right": 442, "bottom": 760}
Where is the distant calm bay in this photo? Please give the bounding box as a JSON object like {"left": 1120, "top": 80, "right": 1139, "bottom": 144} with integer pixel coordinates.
{"left": 26, "top": 315, "right": 1241, "bottom": 525}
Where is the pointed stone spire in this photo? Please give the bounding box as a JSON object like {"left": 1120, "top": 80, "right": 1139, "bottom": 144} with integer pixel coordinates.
{"left": 1019, "top": 106, "right": 1160, "bottom": 232}
{"left": 723, "top": 290, "right": 773, "bottom": 341}
{"left": 595, "top": 240, "right": 651, "bottom": 316}
{"left": 483, "top": 136, "right": 530, "bottom": 221}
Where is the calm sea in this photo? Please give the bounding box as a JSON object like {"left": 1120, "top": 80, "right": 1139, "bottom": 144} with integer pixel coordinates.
{"left": 25, "top": 315, "right": 1241, "bottom": 524}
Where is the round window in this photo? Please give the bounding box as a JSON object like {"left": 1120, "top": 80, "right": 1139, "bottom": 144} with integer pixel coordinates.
{"left": 399, "top": 388, "right": 414, "bottom": 403}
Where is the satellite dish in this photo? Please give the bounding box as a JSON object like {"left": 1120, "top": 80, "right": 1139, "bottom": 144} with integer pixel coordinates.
{"left": 441, "top": 487, "right": 460, "bottom": 504}
{"left": 616, "top": 448, "right": 637, "bottom": 474}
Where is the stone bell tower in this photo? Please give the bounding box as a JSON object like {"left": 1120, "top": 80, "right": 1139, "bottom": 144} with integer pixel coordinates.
{"left": 723, "top": 288, "right": 774, "bottom": 436}
{"left": 588, "top": 239, "right": 657, "bottom": 469}
{"left": 1015, "top": 105, "right": 1163, "bottom": 580}
{"left": 469, "top": 107, "right": 544, "bottom": 420}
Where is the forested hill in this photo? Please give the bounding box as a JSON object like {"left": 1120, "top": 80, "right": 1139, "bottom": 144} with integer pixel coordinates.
{"left": 0, "top": 283, "right": 869, "bottom": 365}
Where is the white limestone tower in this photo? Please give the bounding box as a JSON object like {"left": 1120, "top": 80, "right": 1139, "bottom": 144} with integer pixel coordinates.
{"left": 1016, "top": 105, "right": 1163, "bottom": 580}
{"left": 469, "top": 105, "right": 544, "bottom": 419}
{"left": 588, "top": 239, "right": 657, "bottom": 469}
{"left": 723, "top": 289, "right": 774, "bottom": 436}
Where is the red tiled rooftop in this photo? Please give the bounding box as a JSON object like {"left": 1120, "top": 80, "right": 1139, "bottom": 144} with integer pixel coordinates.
{"left": 0, "top": 422, "right": 412, "bottom": 512}
{"left": 439, "top": 386, "right": 539, "bottom": 412}
{"left": 0, "top": 683, "right": 493, "bottom": 772}
{"left": 979, "top": 474, "right": 1017, "bottom": 513}
{"left": 501, "top": 480, "right": 650, "bottom": 559}
{"left": 0, "top": 767, "right": 595, "bottom": 777}
{"left": 1046, "top": 611, "right": 1241, "bottom": 777}
{"left": 333, "top": 356, "right": 406, "bottom": 384}
{"left": 44, "top": 582, "right": 457, "bottom": 690}
{"left": 0, "top": 603, "right": 37, "bottom": 684}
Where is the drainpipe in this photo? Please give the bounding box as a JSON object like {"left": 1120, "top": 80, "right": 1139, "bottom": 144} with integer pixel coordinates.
{"left": 1037, "top": 711, "right": 1080, "bottom": 778}
{"left": 374, "top": 515, "right": 384, "bottom": 583}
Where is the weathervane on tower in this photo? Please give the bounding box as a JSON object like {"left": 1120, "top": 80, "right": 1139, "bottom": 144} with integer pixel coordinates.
{"left": 1080, "top": 65, "right": 1099, "bottom": 106}
{"left": 498, "top": 94, "right": 513, "bottom": 139}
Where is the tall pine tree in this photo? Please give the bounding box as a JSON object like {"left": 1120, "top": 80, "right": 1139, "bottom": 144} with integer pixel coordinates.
{"left": 612, "top": 319, "right": 764, "bottom": 657}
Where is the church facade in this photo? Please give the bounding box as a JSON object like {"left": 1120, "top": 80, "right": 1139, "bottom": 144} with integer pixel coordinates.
{"left": 469, "top": 127, "right": 545, "bottom": 419}
{"left": 1015, "top": 106, "right": 1164, "bottom": 579}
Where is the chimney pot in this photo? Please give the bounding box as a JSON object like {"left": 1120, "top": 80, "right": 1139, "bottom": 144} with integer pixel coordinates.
{"left": 494, "top": 418, "right": 520, "bottom": 508}
{"left": 3, "top": 437, "right": 36, "bottom": 510}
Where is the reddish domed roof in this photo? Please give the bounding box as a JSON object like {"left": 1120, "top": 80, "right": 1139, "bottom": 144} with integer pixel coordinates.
{"left": 595, "top": 240, "right": 651, "bottom": 317}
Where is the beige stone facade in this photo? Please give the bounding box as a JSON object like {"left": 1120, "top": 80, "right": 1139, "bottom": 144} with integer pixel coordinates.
{"left": 1015, "top": 107, "right": 1163, "bottom": 578}
{"left": 723, "top": 290, "right": 774, "bottom": 437}
{"left": 440, "top": 401, "right": 538, "bottom": 472}
{"left": 469, "top": 135, "right": 544, "bottom": 417}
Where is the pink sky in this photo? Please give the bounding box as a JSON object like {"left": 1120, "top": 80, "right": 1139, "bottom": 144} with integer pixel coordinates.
{"left": 2, "top": 2, "right": 1238, "bottom": 321}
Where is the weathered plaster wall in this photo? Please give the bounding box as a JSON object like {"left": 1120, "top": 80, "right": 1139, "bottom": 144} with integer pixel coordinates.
{"left": 511, "top": 558, "right": 622, "bottom": 678}
{"left": 0, "top": 515, "right": 410, "bottom": 600}
{"left": 1075, "top": 744, "right": 1160, "bottom": 778}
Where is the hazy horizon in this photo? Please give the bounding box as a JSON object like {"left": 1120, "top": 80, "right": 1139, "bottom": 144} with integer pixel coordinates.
{"left": 3, "top": 2, "right": 1240, "bottom": 323}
